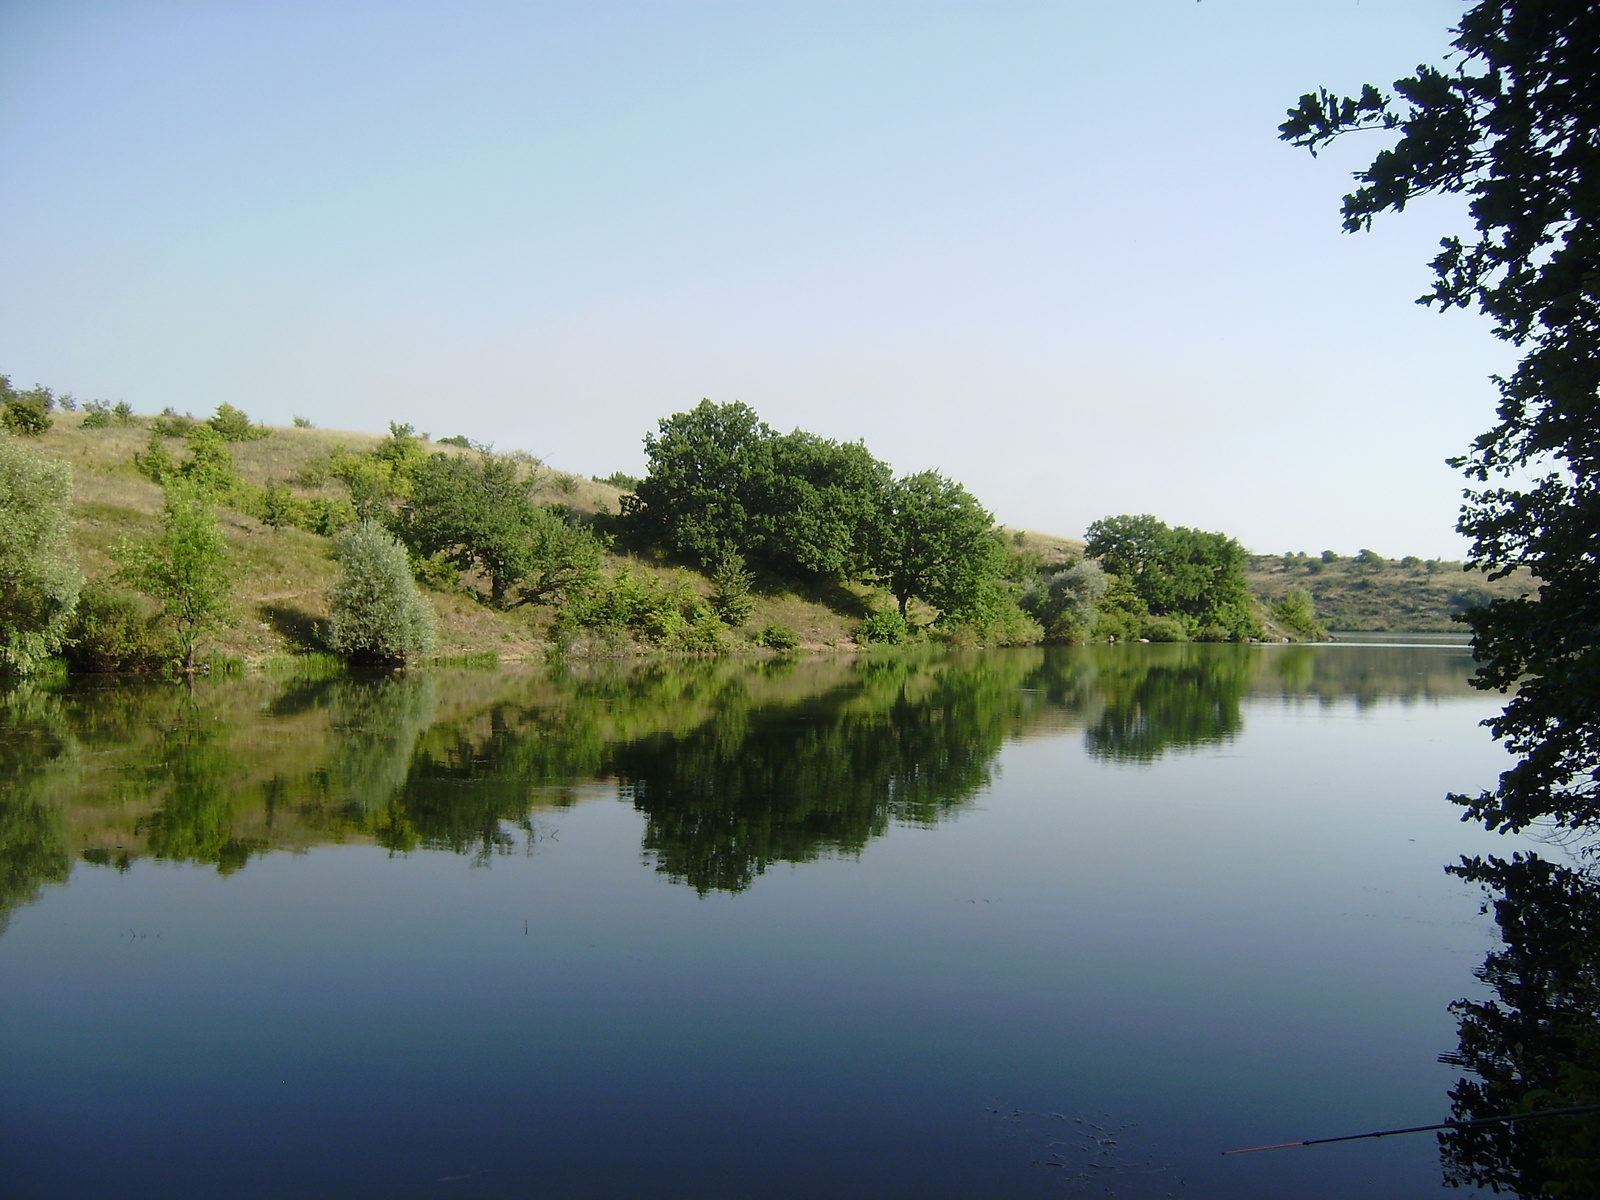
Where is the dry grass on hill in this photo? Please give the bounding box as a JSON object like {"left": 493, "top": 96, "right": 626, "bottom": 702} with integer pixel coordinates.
{"left": 25, "top": 414, "right": 868, "bottom": 663}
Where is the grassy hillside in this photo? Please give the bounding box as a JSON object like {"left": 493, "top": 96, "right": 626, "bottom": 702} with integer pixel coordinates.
{"left": 25, "top": 414, "right": 872, "bottom": 663}
{"left": 1246, "top": 552, "right": 1535, "bottom": 633}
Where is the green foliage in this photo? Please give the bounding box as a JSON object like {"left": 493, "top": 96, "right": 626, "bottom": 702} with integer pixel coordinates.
{"left": 396, "top": 451, "right": 603, "bottom": 607}
{"left": 563, "top": 567, "right": 724, "bottom": 651}
{"left": 1320, "top": 550, "right": 1339, "bottom": 563}
{"left": 1285, "top": 1, "right": 1599, "bottom": 832}
{"left": 1355, "top": 548, "right": 1385, "bottom": 569}
{"left": 151, "top": 407, "right": 195, "bottom": 437}
{"left": 327, "top": 422, "right": 430, "bottom": 520}
{"left": 437, "top": 434, "right": 472, "bottom": 448}
{"left": 594, "top": 471, "right": 640, "bottom": 491}
{"left": 208, "top": 402, "right": 271, "bottom": 442}
{"left": 80, "top": 402, "right": 111, "bottom": 429}
{"left": 1140, "top": 615, "right": 1188, "bottom": 643}
{"left": 624, "top": 400, "right": 890, "bottom": 581}
{"left": 60, "top": 584, "right": 168, "bottom": 673}
{"left": 709, "top": 553, "right": 755, "bottom": 625}
{"left": 1, "top": 394, "right": 51, "bottom": 436}
{"left": 1271, "top": 587, "right": 1326, "bottom": 641}
{"left": 0, "top": 438, "right": 82, "bottom": 673}
{"left": 292, "top": 415, "right": 313, "bottom": 428}
{"left": 1021, "top": 559, "right": 1109, "bottom": 643}
{"left": 134, "top": 425, "right": 242, "bottom": 502}
{"left": 114, "top": 483, "right": 234, "bottom": 672}
{"left": 756, "top": 622, "right": 799, "bottom": 651}
{"left": 856, "top": 609, "right": 909, "bottom": 645}
{"left": 257, "top": 480, "right": 302, "bottom": 531}
{"left": 871, "top": 470, "right": 1005, "bottom": 624}
{"left": 328, "top": 520, "right": 437, "bottom": 666}
{"left": 1093, "top": 573, "right": 1150, "bottom": 642}
{"left": 112, "top": 401, "right": 134, "bottom": 424}
{"left": 1085, "top": 514, "right": 1259, "bottom": 641}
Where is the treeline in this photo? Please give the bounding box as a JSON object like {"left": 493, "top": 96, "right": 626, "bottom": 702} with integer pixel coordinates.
{"left": 0, "top": 385, "right": 1284, "bottom": 674}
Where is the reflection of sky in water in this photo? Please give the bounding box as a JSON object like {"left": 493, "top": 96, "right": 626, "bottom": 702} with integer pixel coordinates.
{"left": 0, "top": 649, "right": 1517, "bottom": 1198}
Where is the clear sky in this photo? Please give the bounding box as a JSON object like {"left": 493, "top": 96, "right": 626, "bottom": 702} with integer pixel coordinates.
{"left": 0, "top": 1, "right": 1503, "bottom": 557}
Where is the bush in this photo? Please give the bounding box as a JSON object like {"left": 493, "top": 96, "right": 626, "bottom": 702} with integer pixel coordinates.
{"left": 113, "top": 483, "right": 234, "bottom": 673}
{"left": 1272, "top": 587, "right": 1326, "bottom": 640}
{"left": 562, "top": 566, "right": 723, "bottom": 650}
{"left": 710, "top": 553, "right": 755, "bottom": 625}
{"left": 1, "top": 399, "right": 51, "bottom": 436}
{"left": 81, "top": 402, "right": 111, "bottom": 429}
{"left": 292, "top": 415, "right": 313, "bottom": 429}
{"left": 856, "top": 609, "right": 909, "bottom": 645}
{"left": 112, "top": 402, "right": 135, "bottom": 424}
{"left": 1021, "top": 559, "right": 1109, "bottom": 643}
{"left": 757, "top": 622, "right": 799, "bottom": 651}
{"left": 1140, "top": 615, "right": 1189, "bottom": 642}
{"left": 327, "top": 520, "right": 437, "bottom": 666}
{"left": 208, "top": 403, "right": 271, "bottom": 442}
{"left": 60, "top": 584, "right": 168, "bottom": 672}
{"left": 0, "top": 439, "right": 82, "bottom": 673}
{"left": 151, "top": 408, "right": 195, "bottom": 437}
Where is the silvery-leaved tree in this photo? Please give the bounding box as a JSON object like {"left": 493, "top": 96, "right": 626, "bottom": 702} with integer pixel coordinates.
{"left": 0, "top": 437, "right": 82, "bottom": 673}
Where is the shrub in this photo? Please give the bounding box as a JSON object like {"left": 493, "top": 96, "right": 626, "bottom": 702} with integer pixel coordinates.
{"left": 0, "top": 399, "right": 51, "bottom": 436}
{"left": 437, "top": 434, "right": 471, "bottom": 448}
{"left": 757, "top": 622, "right": 799, "bottom": 651}
{"left": 208, "top": 403, "right": 271, "bottom": 442}
{"left": 710, "top": 553, "right": 755, "bottom": 625}
{"left": 1140, "top": 615, "right": 1189, "bottom": 642}
{"left": 0, "top": 439, "right": 83, "bottom": 673}
{"left": 81, "top": 402, "right": 111, "bottom": 429}
{"left": 327, "top": 520, "right": 437, "bottom": 667}
{"left": 60, "top": 584, "right": 168, "bottom": 672}
{"left": 563, "top": 566, "right": 719, "bottom": 649}
{"left": 856, "top": 609, "right": 909, "bottom": 645}
{"left": 113, "top": 483, "right": 234, "bottom": 673}
{"left": 292, "top": 415, "right": 313, "bottom": 429}
{"left": 151, "top": 408, "right": 195, "bottom": 437}
{"left": 1272, "top": 587, "right": 1326, "bottom": 640}
{"left": 112, "top": 401, "right": 135, "bottom": 424}
{"left": 1021, "top": 559, "right": 1109, "bottom": 643}
{"left": 593, "top": 471, "right": 640, "bottom": 491}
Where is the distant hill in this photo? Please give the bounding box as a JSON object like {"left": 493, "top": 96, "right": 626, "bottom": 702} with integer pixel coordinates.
{"left": 1246, "top": 552, "right": 1534, "bottom": 634}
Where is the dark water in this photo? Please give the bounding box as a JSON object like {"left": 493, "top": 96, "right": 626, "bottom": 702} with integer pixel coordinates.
{"left": 0, "top": 645, "right": 1533, "bottom": 1197}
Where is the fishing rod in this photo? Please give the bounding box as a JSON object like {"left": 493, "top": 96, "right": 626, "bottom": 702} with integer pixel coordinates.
{"left": 1222, "top": 1103, "right": 1600, "bottom": 1156}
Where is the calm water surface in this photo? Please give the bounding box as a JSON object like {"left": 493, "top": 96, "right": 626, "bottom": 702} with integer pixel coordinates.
{"left": 0, "top": 645, "right": 1528, "bottom": 1198}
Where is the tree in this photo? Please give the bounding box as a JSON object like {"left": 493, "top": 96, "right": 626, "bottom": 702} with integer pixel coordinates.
{"left": 1283, "top": 3, "right": 1599, "bottom": 832}
{"left": 1085, "top": 515, "right": 1258, "bottom": 640}
{"left": 0, "top": 437, "right": 82, "bottom": 673}
{"left": 625, "top": 400, "right": 771, "bottom": 565}
{"left": 1021, "top": 559, "right": 1109, "bottom": 643}
{"left": 395, "top": 451, "right": 601, "bottom": 607}
{"left": 623, "top": 400, "right": 890, "bottom": 581}
{"left": 871, "top": 471, "right": 1005, "bottom": 623}
{"left": 207, "top": 403, "right": 270, "bottom": 442}
{"left": 115, "top": 483, "right": 234, "bottom": 673}
{"left": 328, "top": 520, "right": 437, "bottom": 666}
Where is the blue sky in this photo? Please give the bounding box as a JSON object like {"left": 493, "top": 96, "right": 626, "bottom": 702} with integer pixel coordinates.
{"left": 0, "top": 1, "right": 1501, "bottom": 556}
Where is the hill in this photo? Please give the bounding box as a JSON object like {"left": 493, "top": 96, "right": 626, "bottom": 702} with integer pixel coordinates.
{"left": 23, "top": 413, "right": 875, "bottom": 663}
{"left": 1246, "top": 552, "right": 1534, "bottom": 634}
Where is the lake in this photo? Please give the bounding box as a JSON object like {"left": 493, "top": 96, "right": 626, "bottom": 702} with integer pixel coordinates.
{"left": 0, "top": 644, "right": 1533, "bottom": 1197}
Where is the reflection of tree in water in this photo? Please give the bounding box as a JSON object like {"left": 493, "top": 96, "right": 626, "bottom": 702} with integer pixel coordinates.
{"left": 1080, "top": 645, "right": 1252, "bottom": 764}
{"left": 1439, "top": 853, "right": 1600, "bottom": 1195}
{"left": 0, "top": 684, "right": 72, "bottom": 934}
{"left": 616, "top": 651, "right": 1039, "bottom": 893}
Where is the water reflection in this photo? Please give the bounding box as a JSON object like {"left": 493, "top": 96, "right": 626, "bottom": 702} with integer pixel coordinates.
{"left": 1439, "top": 852, "right": 1600, "bottom": 1194}
{"left": 0, "top": 643, "right": 1486, "bottom": 924}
